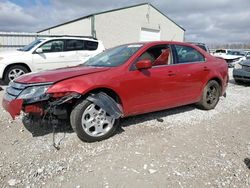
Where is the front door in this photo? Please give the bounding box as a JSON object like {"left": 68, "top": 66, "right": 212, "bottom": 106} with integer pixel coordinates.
{"left": 32, "top": 39, "right": 68, "bottom": 71}
{"left": 123, "top": 44, "right": 182, "bottom": 115}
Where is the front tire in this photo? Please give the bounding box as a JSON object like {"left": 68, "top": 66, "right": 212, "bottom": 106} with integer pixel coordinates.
{"left": 4, "top": 65, "right": 29, "bottom": 84}
{"left": 197, "top": 80, "right": 220, "bottom": 110}
{"left": 70, "top": 100, "right": 119, "bottom": 142}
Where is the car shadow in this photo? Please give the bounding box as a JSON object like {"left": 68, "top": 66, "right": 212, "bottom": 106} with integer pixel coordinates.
{"left": 0, "top": 80, "right": 6, "bottom": 91}
{"left": 244, "top": 158, "right": 250, "bottom": 169}
{"left": 22, "top": 104, "right": 196, "bottom": 137}
{"left": 22, "top": 117, "right": 74, "bottom": 137}
{"left": 120, "top": 104, "right": 196, "bottom": 128}
{"left": 0, "top": 80, "right": 6, "bottom": 86}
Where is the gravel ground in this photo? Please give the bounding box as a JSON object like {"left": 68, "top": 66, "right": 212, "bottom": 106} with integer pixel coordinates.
{"left": 0, "top": 69, "right": 250, "bottom": 188}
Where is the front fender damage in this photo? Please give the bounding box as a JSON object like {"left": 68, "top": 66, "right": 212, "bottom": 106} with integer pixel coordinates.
{"left": 87, "top": 92, "right": 123, "bottom": 119}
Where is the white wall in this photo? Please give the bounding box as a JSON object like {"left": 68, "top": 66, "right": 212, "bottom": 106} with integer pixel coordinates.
{"left": 39, "top": 18, "right": 92, "bottom": 36}
{"left": 38, "top": 4, "right": 185, "bottom": 48}
{"left": 147, "top": 5, "right": 184, "bottom": 42}
{"left": 95, "top": 4, "right": 184, "bottom": 48}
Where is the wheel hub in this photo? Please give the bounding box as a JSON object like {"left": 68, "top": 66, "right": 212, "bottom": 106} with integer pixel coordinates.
{"left": 8, "top": 69, "right": 25, "bottom": 80}
{"left": 206, "top": 86, "right": 218, "bottom": 104}
{"left": 81, "top": 104, "right": 115, "bottom": 137}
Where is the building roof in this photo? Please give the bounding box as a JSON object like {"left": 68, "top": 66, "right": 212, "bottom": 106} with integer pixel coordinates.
{"left": 37, "top": 3, "right": 185, "bottom": 33}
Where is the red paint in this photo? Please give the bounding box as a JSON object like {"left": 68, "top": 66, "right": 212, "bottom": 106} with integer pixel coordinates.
{"left": 24, "top": 104, "right": 43, "bottom": 115}
{"left": 3, "top": 41, "right": 228, "bottom": 118}
{"left": 14, "top": 66, "right": 110, "bottom": 84}
{"left": 2, "top": 98, "right": 23, "bottom": 119}
{"left": 135, "top": 59, "right": 152, "bottom": 69}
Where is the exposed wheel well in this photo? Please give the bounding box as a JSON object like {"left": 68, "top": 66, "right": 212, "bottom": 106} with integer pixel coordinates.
{"left": 83, "top": 88, "right": 123, "bottom": 107}
{"left": 3, "top": 63, "right": 31, "bottom": 78}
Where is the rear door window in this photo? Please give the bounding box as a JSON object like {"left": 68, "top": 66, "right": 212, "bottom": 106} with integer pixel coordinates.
{"left": 174, "top": 45, "right": 205, "bottom": 64}
{"left": 65, "top": 39, "right": 85, "bottom": 51}
{"left": 85, "top": 41, "right": 98, "bottom": 50}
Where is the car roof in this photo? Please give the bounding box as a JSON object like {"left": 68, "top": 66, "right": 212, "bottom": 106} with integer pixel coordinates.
{"left": 187, "top": 42, "right": 206, "bottom": 46}
{"left": 41, "top": 37, "right": 99, "bottom": 42}
{"left": 124, "top": 41, "right": 196, "bottom": 45}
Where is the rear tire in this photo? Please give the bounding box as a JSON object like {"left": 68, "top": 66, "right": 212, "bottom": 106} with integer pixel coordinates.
{"left": 4, "top": 65, "right": 29, "bottom": 84}
{"left": 197, "top": 80, "right": 220, "bottom": 110}
{"left": 70, "top": 100, "right": 120, "bottom": 142}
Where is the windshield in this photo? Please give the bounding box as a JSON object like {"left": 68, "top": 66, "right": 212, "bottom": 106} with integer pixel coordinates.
{"left": 20, "top": 39, "right": 45, "bottom": 51}
{"left": 84, "top": 44, "right": 143, "bottom": 67}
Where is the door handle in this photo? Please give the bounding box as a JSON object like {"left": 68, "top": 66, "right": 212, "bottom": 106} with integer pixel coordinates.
{"left": 168, "top": 73, "right": 176, "bottom": 76}
{"left": 167, "top": 71, "right": 176, "bottom": 76}
{"left": 203, "top": 66, "right": 210, "bottom": 71}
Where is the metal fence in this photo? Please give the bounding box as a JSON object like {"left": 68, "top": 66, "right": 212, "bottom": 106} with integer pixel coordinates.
{"left": 0, "top": 32, "right": 36, "bottom": 51}
{"left": 0, "top": 32, "right": 82, "bottom": 51}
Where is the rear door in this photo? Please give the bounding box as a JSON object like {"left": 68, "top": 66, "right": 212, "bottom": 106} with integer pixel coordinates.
{"left": 74, "top": 40, "right": 100, "bottom": 64}
{"left": 63, "top": 39, "right": 85, "bottom": 66}
{"left": 171, "top": 44, "right": 210, "bottom": 103}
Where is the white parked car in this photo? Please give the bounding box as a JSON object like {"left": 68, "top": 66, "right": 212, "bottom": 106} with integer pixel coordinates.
{"left": 0, "top": 37, "right": 105, "bottom": 84}
{"left": 245, "top": 51, "right": 250, "bottom": 59}
{"left": 213, "top": 49, "right": 246, "bottom": 67}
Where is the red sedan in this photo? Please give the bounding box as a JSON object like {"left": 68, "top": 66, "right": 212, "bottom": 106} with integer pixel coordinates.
{"left": 2, "top": 41, "right": 228, "bottom": 142}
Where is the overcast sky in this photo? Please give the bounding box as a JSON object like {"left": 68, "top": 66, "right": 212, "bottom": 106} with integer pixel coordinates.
{"left": 0, "top": 0, "right": 249, "bottom": 44}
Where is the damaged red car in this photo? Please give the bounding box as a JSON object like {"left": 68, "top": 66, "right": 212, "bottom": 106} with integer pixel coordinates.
{"left": 2, "top": 41, "right": 228, "bottom": 142}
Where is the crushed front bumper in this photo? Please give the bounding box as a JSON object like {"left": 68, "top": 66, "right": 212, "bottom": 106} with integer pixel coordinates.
{"left": 2, "top": 94, "right": 23, "bottom": 119}
{"left": 2, "top": 81, "right": 25, "bottom": 119}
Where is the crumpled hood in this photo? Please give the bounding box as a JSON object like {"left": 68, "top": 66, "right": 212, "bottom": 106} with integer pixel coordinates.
{"left": 15, "top": 66, "right": 110, "bottom": 84}
{"left": 240, "top": 60, "right": 250, "bottom": 66}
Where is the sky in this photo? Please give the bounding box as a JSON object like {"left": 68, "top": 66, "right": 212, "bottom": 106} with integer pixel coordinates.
{"left": 0, "top": 0, "right": 249, "bottom": 44}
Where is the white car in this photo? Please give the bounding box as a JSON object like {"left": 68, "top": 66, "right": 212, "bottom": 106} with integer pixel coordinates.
{"left": 213, "top": 49, "right": 246, "bottom": 67}
{"left": 245, "top": 51, "right": 250, "bottom": 59}
{"left": 0, "top": 37, "right": 105, "bottom": 84}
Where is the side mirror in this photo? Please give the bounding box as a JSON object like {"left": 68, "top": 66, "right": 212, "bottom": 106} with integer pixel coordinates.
{"left": 35, "top": 48, "right": 43, "bottom": 53}
{"left": 136, "top": 59, "right": 152, "bottom": 70}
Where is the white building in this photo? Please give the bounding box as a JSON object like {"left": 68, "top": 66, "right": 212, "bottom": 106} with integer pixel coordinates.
{"left": 38, "top": 3, "right": 185, "bottom": 48}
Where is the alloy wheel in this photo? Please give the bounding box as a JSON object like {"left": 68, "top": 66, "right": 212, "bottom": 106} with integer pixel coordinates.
{"left": 206, "top": 85, "right": 219, "bottom": 105}
{"left": 8, "top": 69, "right": 25, "bottom": 81}
{"left": 81, "top": 103, "right": 115, "bottom": 137}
